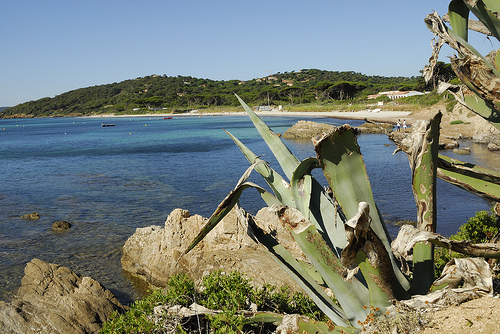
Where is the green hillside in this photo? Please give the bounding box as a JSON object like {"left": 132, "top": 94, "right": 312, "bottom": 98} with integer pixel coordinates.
{"left": 1, "top": 69, "right": 429, "bottom": 118}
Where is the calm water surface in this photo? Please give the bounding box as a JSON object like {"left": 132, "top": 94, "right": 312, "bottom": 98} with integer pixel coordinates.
{"left": 0, "top": 115, "right": 498, "bottom": 303}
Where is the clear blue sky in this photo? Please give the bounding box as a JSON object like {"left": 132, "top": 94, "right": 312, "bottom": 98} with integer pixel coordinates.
{"left": 1, "top": 0, "right": 498, "bottom": 107}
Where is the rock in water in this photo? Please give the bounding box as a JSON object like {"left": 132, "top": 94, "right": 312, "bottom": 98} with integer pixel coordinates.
{"left": 21, "top": 212, "right": 40, "bottom": 220}
{"left": 52, "top": 220, "right": 72, "bottom": 231}
{"left": 0, "top": 258, "right": 125, "bottom": 334}
{"left": 282, "top": 120, "right": 336, "bottom": 138}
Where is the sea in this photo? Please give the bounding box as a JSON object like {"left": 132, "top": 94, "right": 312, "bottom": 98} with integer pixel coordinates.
{"left": 0, "top": 114, "right": 498, "bottom": 304}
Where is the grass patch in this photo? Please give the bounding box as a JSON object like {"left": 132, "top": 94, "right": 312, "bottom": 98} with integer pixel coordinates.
{"left": 450, "top": 120, "right": 470, "bottom": 125}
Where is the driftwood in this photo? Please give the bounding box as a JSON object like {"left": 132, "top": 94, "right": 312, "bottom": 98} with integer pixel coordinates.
{"left": 392, "top": 224, "right": 500, "bottom": 264}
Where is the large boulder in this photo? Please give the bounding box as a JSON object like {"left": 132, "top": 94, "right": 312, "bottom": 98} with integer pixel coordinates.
{"left": 121, "top": 206, "right": 307, "bottom": 291}
{"left": 356, "top": 121, "right": 394, "bottom": 134}
{"left": 282, "top": 120, "right": 336, "bottom": 138}
{"left": 0, "top": 258, "right": 125, "bottom": 334}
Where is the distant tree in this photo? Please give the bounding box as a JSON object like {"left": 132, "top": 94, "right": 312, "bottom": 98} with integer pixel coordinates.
{"left": 424, "top": 61, "right": 456, "bottom": 90}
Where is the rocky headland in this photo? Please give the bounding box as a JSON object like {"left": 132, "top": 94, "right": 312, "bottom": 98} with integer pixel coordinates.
{"left": 121, "top": 205, "right": 308, "bottom": 291}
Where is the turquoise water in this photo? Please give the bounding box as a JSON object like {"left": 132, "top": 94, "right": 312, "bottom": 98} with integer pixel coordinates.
{"left": 0, "top": 115, "right": 497, "bottom": 303}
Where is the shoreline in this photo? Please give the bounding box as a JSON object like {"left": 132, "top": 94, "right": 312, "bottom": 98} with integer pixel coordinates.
{"left": 85, "top": 110, "right": 413, "bottom": 124}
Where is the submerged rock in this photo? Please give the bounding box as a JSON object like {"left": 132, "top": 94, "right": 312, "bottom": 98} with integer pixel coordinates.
{"left": 52, "top": 220, "right": 72, "bottom": 231}
{"left": 453, "top": 147, "right": 471, "bottom": 155}
{"left": 21, "top": 212, "right": 40, "bottom": 220}
{"left": 0, "top": 258, "right": 125, "bottom": 334}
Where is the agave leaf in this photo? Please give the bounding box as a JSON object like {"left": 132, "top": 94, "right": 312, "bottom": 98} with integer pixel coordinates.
{"left": 410, "top": 114, "right": 441, "bottom": 233}
{"left": 235, "top": 95, "right": 349, "bottom": 249}
{"left": 449, "top": 0, "right": 470, "bottom": 41}
{"left": 245, "top": 214, "right": 353, "bottom": 328}
{"left": 235, "top": 94, "right": 300, "bottom": 180}
{"left": 496, "top": 49, "right": 500, "bottom": 71}
{"left": 224, "top": 129, "right": 296, "bottom": 208}
{"left": 290, "top": 157, "right": 348, "bottom": 254}
{"left": 290, "top": 157, "right": 317, "bottom": 222}
{"left": 184, "top": 162, "right": 274, "bottom": 254}
{"left": 448, "top": 27, "right": 500, "bottom": 75}
{"left": 342, "top": 202, "right": 409, "bottom": 303}
{"left": 462, "top": 95, "right": 500, "bottom": 131}
{"left": 355, "top": 252, "right": 392, "bottom": 308}
{"left": 437, "top": 154, "right": 500, "bottom": 201}
{"left": 313, "top": 125, "right": 410, "bottom": 290}
{"left": 425, "top": 11, "right": 499, "bottom": 75}
{"left": 248, "top": 313, "right": 358, "bottom": 334}
{"left": 411, "top": 242, "right": 435, "bottom": 295}
{"left": 465, "top": 0, "right": 500, "bottom": 41}
{"left": 483, "top": 0, "right": 500, "bottom": 13}
{"left": 289, "top": 224, "right": 371, "bottom": 324}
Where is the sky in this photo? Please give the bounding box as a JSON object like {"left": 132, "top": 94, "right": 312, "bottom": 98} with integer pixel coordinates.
{"left": 1, "top": 0, "right": 499, "bottom": 107}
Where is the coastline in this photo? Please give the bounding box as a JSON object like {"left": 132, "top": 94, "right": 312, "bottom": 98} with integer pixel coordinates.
{"left": 85, "top": 110, "right": 412, "bottom": 124}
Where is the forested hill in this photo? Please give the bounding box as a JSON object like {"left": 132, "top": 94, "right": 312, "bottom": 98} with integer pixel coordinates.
{"left": 2, "top": 69, "right": 426, "bottom": 118}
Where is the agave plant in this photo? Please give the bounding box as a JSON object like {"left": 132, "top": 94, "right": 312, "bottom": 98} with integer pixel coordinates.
{"left": 424, "top": 0, "right": 500, "bottom": 132}
{"left": 184, "top": 92, "right": 500, "bottom": 332}
{"left": 423, "top": 0, "right": 500, "bottom": 206}
{"left": 183, "top": 93, "right": 493, "bottom": 332}
{"left": 180, "top": 3, "right": 500, "bottom": 332}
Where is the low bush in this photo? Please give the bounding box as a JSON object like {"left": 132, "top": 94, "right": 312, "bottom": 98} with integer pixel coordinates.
{"left": 434, "top": 207, "right": 499, "bottom": 277}
{"left": 100, "top": 270, "right": 327, "bottom": 333}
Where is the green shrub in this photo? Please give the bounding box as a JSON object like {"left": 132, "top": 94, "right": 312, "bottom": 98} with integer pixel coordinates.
{"left": 434, "top": 207, "right": 499, "bottom": 276}
{"left": 100, "top": 271, "right": 327, "bottom": 333}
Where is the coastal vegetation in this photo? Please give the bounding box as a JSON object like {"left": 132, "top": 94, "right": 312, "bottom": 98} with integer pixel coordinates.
{"left": 100, "top": 271, "right": 327, "bottom": 333}
{"left": 108, "top": 2, "right": 500, "bottom": 332}
{"left": 1, "top": 68, "right": 455, "bottom": 118}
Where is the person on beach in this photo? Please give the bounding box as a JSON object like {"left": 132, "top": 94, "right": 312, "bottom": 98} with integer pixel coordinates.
{"left": 396, "top": 119, "right": 401, "bottom": 132}
{"left": 403, "top": 119, "right": 407, "bottom": 133}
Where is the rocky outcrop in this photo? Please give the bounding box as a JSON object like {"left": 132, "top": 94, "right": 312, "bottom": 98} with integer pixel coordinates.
{"left": 389, "top": 131, "right": 460, "bottom": 150}
{"left": 282, "top": 120, "right": 336, "bottom": 138}
{"left": 487, "top": 140, "right": 500, "bottom": 151}
{"left": 356, "top": 121, "right": 394, "bottom": 134}
{"left": 121, "top": 206, "right": 307, "bottom": 291}
{"left": 282, "top": 120, "right": 395, "bottom": 140}
{"left": 438, "top": 135, "right": 460, "bottom": 150}
{"left": 21, "top": 212, "right": 40, "bottom": 220}
{"left": 0, "top": 258, "right": 125, "bottom": 334}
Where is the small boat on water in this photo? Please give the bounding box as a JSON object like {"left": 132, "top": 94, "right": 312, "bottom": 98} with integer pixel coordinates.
{"left": 101, "top": 123, "right": 115, "bottom": 127}
{"left": 163, "top": 117, "right": 173, "bottom": 119}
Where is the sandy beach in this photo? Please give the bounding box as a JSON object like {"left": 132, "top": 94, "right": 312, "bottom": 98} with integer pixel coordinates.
{"left": 90, "top": 110, "right": 412, "bottom": 124}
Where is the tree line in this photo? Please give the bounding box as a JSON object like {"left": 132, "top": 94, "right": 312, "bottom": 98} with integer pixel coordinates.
{"left": 1, "top": 66, "right": 454, "bottom": 117}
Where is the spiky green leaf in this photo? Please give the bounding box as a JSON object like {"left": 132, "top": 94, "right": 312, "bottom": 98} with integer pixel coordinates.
{"left": 245, "top": 215, "right": 353, "bottom": 328}
{"left": 449, "top": 0, "right": 470, "bottom": 41}
{"left": 355, "top": 251, "right": 392, "bottom": 308}
{"left": 314, "top": 126, "right": 410, "bottom": 290}
{"left": 235, "top": 94, "right": 300, "bottom": 180}
{"left": 462, "top": 95, "right": 500, "bottom": 131}
{"left": 465, "top": 0, "right": 500, "bottom": 42}
{"left": 290, "top": 224, "right": 371, "bottom": 324}
{"left": 224, "top": 129, "right": 296, "bottom": 208}
{"left": 438, "top": 154, "right": 500, "bottom": 201}
{"left": 234, "top": 94, "right": 348, "bottom": 250}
